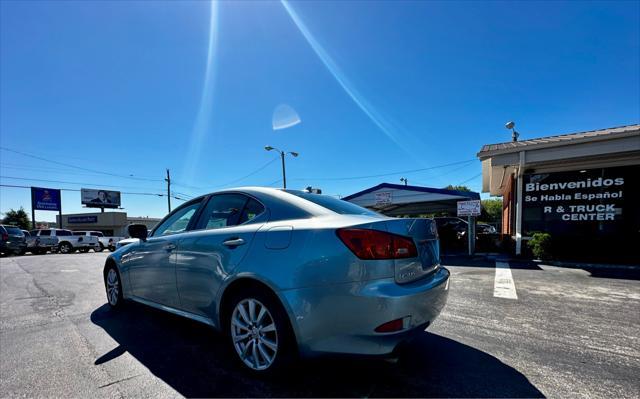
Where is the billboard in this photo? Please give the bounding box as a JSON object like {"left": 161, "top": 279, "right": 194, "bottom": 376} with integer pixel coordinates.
{"left": 31, "top": 187, "right": 61, "bottom": 211}
{"left": 81, "top": 188, "right": 121, "bottom": 209}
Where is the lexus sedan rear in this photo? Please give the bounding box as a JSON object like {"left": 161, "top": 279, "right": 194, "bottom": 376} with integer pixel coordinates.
{"left": 103, "top": 187, "right": 449, "bottom": 373}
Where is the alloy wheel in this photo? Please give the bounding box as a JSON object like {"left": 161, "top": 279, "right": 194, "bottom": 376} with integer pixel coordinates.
{"left": 106, "top": 269, "right": 119, "bottom": 306}
{"left": 231, "top": 298, "right": 278, "bottom": 371}
{"left": 59, "top": 243, "right": 71, "bottom": 254}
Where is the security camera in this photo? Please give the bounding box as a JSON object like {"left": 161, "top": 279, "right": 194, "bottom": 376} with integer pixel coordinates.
{"left": 505, "top": 121, "right": 515, "bottom": 130}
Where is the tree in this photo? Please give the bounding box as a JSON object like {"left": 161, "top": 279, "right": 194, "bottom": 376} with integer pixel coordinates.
{"left": 1, "top": 207, "right": 31, "bottom": 230}
{"left": 444, "top": 185, "right": 472, "bottom": 192}
{"left": 480, "top": 198, "right": 502, "bottom": 224}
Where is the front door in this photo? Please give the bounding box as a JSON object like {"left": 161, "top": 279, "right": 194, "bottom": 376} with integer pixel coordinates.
{"left": 128, "top": 199, "right": 203, "bottom": 308}
{"left": 175, "top": 194, "right": 266, "bottom": 318}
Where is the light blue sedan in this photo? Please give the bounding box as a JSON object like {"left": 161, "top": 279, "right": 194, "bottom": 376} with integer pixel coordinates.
{"left": 103, "top": 187, "right": 449, "bottom": 373}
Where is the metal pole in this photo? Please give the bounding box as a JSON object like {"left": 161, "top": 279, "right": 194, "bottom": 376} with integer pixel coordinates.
{"left": 30, "top": 188, "right": 36, "bottom": 229}
{"left": 165, "top": 169, "right": 171, "bottom": 213}
{"left": 467, "top": 215, "right": 475, "bottom": 255}
{"left": 515, "top": 151, "right": 525, "bottom": 255}
{"left": 59, "top": 209, "right": 63, "bottom": 229}
{"left": 281, "top": 152, "right": 287, "bottom": 189}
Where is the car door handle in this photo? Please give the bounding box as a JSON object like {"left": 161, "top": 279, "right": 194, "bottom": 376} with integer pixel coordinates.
{"left": 164, "top": 243, "right": 176, "bottom": 252}
{"left": 223, "top": 238, "right": 245, "bottom": 247}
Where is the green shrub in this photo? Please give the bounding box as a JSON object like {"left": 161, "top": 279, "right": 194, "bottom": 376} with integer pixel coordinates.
{"left": 529, "top": 232, "right": 552, "bottom": 260}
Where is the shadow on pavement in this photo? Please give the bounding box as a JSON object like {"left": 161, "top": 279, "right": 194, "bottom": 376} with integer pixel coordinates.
{"left": 91, "top": 302, "right": 543, "bottom": 398}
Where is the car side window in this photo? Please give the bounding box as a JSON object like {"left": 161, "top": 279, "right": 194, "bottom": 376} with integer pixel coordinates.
{"left": 239, "top": 198, "right": 265, "bottom": 224}
{"left": 200, "top": 194, "right": 253, "bottom": 230}
{"left": 39, "top": 230, "right": 51, "bottom": 236}
{"left": 153, "top": 202, "right": 201, "bottom": 237}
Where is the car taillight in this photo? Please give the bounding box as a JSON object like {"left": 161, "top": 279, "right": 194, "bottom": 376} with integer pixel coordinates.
{"left": 336, "top": 228, "right": 418, "bottom": 260}
{"left": 1, "top": 233, "right": 8, "bottom": 241}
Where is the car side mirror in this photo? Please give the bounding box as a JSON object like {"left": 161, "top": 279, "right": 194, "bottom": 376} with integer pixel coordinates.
{"left": 128, "top": 224, "right": 148, "bottom": 241}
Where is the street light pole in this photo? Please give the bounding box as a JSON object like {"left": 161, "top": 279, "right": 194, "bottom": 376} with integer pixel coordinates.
{"left": 280, "top": 151, "right": 287, "bottom": 189}
{"left": 265, "top": 146, "right": 298, "bottom": 190}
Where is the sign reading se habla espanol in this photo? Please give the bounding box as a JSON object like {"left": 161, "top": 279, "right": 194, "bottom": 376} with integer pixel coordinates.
{"left": 523, "top": 171, "right": 624, "bottom": 223}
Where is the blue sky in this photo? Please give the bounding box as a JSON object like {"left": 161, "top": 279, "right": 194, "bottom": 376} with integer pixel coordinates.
{"left": 1, "top": 0, "right": 638, "bottom": 221}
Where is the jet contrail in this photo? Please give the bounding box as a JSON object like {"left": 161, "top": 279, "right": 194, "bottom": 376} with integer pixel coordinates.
{"left": 182, "top": 0, "right": 219, "bottom": 184}
{"left": 280, "top": 0, "right": 417, "bottom": 156}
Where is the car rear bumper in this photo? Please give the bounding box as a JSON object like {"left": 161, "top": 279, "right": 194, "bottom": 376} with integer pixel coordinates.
{"left": 1, "top": 241, "right": 27, "bottom": 252}
{"left": 281, "top": 266, "right": 449, "bottom": 357}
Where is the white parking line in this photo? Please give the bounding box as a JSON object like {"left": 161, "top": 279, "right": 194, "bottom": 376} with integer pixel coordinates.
{"left": 60, "top": 269, "right": 79, "bottom": 273}
{"left": 494, "top": 261, "right": 518, "bottom": 299}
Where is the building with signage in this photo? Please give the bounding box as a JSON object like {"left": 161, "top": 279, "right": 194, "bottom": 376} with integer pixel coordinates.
{"left": 56, "top": 212, "right": 161, "bottom": 236}
{"left": 478, "top": 124, "right": 640, "bottom": 262}
{"left": 343, "top": 183, "right": 480, "bottom": 216}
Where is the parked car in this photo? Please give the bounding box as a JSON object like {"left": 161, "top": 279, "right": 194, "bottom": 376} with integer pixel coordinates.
{"left": 72, "top": 231, "right": 121, "bottom": 252}
{"left": 0, "top": 225, "right": 27, "bottom": 256}
{"left": 103, "top": 187, "right": 449, "bottom": 374}
{"left": 28, "top": 228, "right": 97, "bottom": 254}
{"left": 114, "top": 237, "right": 139, "bottom": 250}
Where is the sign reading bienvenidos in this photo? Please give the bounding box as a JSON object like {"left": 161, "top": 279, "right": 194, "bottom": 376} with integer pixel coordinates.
{"left": 523, "top": 170, "right": 624, "bottom": 223}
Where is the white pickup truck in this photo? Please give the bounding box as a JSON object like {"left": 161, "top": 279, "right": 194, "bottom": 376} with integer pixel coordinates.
{"left": 27, "top": 229, "right": 99, "bottom": 254}
{"left": 72, "top": 231, "right": 123, "bottom": 252}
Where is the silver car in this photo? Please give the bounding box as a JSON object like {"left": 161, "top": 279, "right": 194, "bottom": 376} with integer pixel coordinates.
{"left": 103, "top": 187, "right": 449, "bottom": 373}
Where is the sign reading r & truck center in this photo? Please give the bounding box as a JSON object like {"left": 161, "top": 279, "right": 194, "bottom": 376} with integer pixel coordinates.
{"left": 524, "top": 172, "right": 624, "bottom": 222}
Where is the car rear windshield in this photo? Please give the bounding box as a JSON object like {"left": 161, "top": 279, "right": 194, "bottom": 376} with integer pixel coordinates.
{"left": 5, "top": 226, "right": 22, "bottom": 235}
{"left": 286, "top": 191, "right": 379, "bottom": 216}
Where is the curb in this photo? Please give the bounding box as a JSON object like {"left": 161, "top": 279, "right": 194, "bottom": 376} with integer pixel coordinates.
{"left": 532, "top": 259, "right": 640, "bottom": 270}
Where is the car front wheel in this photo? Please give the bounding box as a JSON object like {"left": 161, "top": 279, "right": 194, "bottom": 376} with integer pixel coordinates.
{"left": 227, "top": 291, "right": 296, "bottom": 374}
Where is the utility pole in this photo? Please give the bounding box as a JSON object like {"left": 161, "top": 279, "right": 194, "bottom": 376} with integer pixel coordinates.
{"left": 280, "top": 151, "right": 287, "bottom": 189}
{"left": 165, "top": 169, "right": 171, "bottom": 213}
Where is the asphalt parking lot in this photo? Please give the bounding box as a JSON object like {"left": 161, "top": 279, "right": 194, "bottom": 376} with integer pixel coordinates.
{"left": 1, "top": 253, "right": 638, "bottom": 398}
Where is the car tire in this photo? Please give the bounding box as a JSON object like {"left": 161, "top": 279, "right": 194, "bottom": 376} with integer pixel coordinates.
{"left": 104, "top": 266, "right": 124, "bottom": 309}
{"left": 226, "top": 289, "right": 297, "bottom": 375}
{"left": 96, "top": 243, "right": 105, "bottom": 252}
{"left": 16, "top": 248, "right": 26, "bottom": 256}
{"left": 80, "top": 248, "right": 90, "bottom": 253}
{"left": 58, "top": 242, "right": 73, "bottom": 254}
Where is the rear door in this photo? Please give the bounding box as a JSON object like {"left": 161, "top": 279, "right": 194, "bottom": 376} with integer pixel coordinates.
{"left": 175, "top": 194, "right": 267, "bottom": 318}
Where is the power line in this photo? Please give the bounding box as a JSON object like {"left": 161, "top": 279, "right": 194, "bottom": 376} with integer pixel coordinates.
{"left": 0, "top": 146, "right": 163, "bottom": 182}
{"left": 0, "top": 183, "right": 186, "bottom": 201}
{"left": 0, "top": 175, "right": 165, "bottom": 192}
{"left": 289, "top": 159, "right": 476, "bottom": 182}
{"left": 457, "top": 173, "right": 482, "bottom": 185}
{"left": 211, "top": 157, "right": 280, "bottom": 188}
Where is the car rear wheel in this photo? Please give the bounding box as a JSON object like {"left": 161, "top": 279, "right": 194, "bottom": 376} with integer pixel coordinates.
{"left": 227, "top": 291, "right": 296, "bottom": 375}
{"left": 104, "top": 267, "right": 123, "bottom": 308}
{"left": 95, "top": 243, "right": 105, "bottom": 252}
{"left": 58, "top": 242, "right": 73, "bottom": 254}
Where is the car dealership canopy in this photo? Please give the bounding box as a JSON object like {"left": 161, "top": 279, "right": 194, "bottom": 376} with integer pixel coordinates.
{"left": 343, "top": 183, "right": 480, "bottom": 216}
